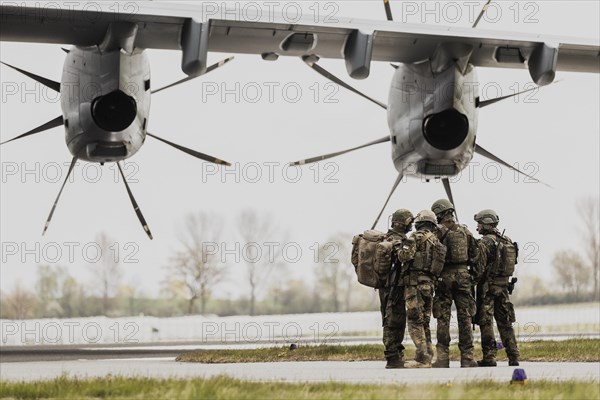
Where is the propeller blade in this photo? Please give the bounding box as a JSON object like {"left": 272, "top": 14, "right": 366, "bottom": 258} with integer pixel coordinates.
{"left": 117, "top": 162, "right": 153, "bottom": 240}
{"left": 384, "top": 0, "right": 394, "bottom": 21}
{"left": 472, "top": 0, "right": 492, "bottom": 28}
{"left": 0, "top": 115, "right": 63, "bottom": 146}
{"left": 61, "top": 48, "right": 70, "bottom": 54}
{"left": 475, "top": 144, "right": 552, "bottom": 187}
{"left": 290, "top": 136, "right": 390, "bottom": 166}
{"left": 1, "top": 61, "right": 61, "bottom": 92}
{"left": 303, "top": 57, "right": 388, "bottom": 110}
{"left": 442, "top": 178, "right": 459, "bottom": 222}
{"left": 372, "top": 173, "right": 404, "bottom": 230}
{"left": 390, "top": 63, "right": 399, "bottom": 69}
{"left": 477, "top": 80, "right": 561, "bottom": 108}
{"left": 151, "top": 56, "right": 234, "bottom": 94}
{"left": 146, "top": 133, "right": 231, "bottom": 166}
{"left": 42, "top": 157, "right": 77, "bottom": 236}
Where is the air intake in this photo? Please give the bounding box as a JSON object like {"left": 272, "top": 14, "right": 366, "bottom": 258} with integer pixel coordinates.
{"left": 91, "top": 90, "right": 137, "bottom": 132}
{"left": 423, "top": 109, "right": 469, "bottom": 151}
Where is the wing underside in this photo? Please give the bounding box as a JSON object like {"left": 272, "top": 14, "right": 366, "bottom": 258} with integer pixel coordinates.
{"left": 1, "top": 3, "right": 598, "bottom": 75}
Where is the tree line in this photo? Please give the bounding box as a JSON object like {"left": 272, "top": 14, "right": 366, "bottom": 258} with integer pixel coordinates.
{"left": 1, "top": 199, "right": 598, "bottom": 320}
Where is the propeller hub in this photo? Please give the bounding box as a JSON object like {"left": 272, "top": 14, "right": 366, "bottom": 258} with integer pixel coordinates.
{"left": 91, "top": 90, "right": 137, "bottom": 132}
{"left": 423, "top": 109, "right": 469, "bottom": 151}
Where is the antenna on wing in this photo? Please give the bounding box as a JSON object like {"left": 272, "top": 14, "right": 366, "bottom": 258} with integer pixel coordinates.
{"left": 472, "top": 0, "right": 492, "bottom": 28}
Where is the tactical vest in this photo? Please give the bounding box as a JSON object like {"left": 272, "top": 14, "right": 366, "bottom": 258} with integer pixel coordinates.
{"left": 486, "top": 233, "right": 518, "bottom": 278}
{"left": 409, "top": 231, "right": 447, "bottom": 278}
{"left": 442, "top": 224, "right": 470, "bottom": 265}
{"left": 351, "top": 230, "right": 396, "bottom": 288}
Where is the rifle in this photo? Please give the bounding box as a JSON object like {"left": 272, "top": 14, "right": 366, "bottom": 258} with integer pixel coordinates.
{"left": 508, "top": 277, "right": 518, "bottom": 295}
{"left": 387, "top": 242, "right": 408, "bottom": 307}
{"left": 474, "top": 229, "right": 505, "bottom": 326}
{"left": 471, "top": 280, "right": 477, "bottom": 331}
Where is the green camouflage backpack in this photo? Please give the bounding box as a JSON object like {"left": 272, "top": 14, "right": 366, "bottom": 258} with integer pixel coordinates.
{"left": 408, "top": 231, "right": 447, "bottom": 277}
{"left": 442, "top": 225, "right": 470, "bottom": 264}
{"left": 492, "top": 233, "right": 518, "bottom": 277}
{"left": 351, "top": 230, "right": 394, "bottom": 288}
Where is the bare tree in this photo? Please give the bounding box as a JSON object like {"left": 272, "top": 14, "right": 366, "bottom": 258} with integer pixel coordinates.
{"left": 35, "top": 265, "right": 69, "bottom": 317}
{"left": 577, "top": 197, "right": 600, "bottom": 299}
{"left": 237, "top": 210, "right": 286, "bottom": 316}
{"left": 1, "top": 283, "right": 37, "bottom": 319}
{"left": 552, "top": 250, "right": 591, "bottom": 298}
{"left": 89, "top": 233, "right": 122, "bottom": 315}
{"left": 315, "top": 234, "right": 355, "bottom": 312}
{"left": 164, "top": 213, "right": 227, "bottom": 315}
{"left": 118, "top": 282, "right": 140, "bottom": 316}
{"left": 59, "top": 275, "right": 81, "bottom": 318}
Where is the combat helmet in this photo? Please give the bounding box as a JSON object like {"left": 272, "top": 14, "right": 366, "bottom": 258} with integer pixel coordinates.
{"left": 414, "top": 210, "right": 437, "bottom": 225}
{"left": 474, "top": 209, "right": 500, "bottom": 225}
{"left": 391, "top": 209, "right": 414, "bottom": 227}
{"left": 431, "top": 199, "right": 455, "bottom": 216}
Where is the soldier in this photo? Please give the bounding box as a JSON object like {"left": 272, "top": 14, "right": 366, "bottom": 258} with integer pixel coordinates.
{"left": 430, "top": 199, "right": 479, "bottom": 368}
{"left": 380, "top": 208, "right": 414, "bottom": 369}
{"left": 396, "top": 210, "right": 446, "bottom": 368}
{"left": 473, "top": 209, "right": 520, "bottom": 367}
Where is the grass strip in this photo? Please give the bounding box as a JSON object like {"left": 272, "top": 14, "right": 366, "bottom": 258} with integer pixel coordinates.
{"left": 176, "top": 339, "right": 600, "bottom": 363}
{"left": 1, "top": 376, "right": 599, "bottom": 400}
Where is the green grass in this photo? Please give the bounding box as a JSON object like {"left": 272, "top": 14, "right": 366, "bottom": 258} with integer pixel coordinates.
{"left": 1, "top": 376, "right": 599, "bottom": 400}
{"left": 177, "top": 339, "right": 600, "bottom": 363}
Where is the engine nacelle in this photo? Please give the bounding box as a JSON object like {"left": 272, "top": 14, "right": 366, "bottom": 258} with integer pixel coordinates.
{"left": 387, "top": 60, "right": 478, "bottom": 178}
{"left": 60, "top": 47, "right": 151, "bottom": 163}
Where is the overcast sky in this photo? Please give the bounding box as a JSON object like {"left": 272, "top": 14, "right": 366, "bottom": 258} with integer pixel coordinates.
{"left": 1, "top": 1, "right": 598, "bottom": 299}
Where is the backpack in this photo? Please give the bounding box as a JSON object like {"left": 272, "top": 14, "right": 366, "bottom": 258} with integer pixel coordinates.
{"left": 351, "top": 230, "right": 394, "bottom": 288}
{"left": 443, "top": 225, "right": 470, "bottom": 264}
{"left": 411, "top": 232, "right": 447, "bottom": 277}
{"left": 493, "top": 234, "right": 518, "bottom": 277}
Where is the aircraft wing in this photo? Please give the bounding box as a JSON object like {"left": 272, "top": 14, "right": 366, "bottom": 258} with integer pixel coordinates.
{"left": 207, "top": 18, "right": 600, "bottom": 74}
{"left": 1, "top": 2, "right": 598, "bottom": 77}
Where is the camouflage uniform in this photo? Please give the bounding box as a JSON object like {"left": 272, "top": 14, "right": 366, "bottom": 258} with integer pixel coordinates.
{"left": 431, "top": 200, "right": 479, "bottom": 368}
{"left": 396, "top": 214, "right": 443, "bottom": 367}
{"left": 380, "top": 228, "right": 407, "bottom": 364}
{"left": 476, "top": 229, "right": 520, "bottom": 365}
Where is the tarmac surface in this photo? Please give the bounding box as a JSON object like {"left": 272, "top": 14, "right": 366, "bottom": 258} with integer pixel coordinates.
{"left": 1, "top": 358, "right": 599, "bottom": 383}
{"left": 1, "top": 342, "right": 599, "bottom": 383}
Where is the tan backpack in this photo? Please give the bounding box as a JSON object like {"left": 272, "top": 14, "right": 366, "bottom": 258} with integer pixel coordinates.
{"left": 414, "top": 232, "right": 447, "bottom": 277}
{"left": 351, "top": 230, "right": 395, "bottom": 288}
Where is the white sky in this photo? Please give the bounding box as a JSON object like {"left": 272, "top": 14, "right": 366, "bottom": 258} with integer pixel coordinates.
{"left": 1, "top": 1, "right": 599, "bottom": 299}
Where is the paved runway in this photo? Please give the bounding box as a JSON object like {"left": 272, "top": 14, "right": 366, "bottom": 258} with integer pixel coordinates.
{"left": 1, "top": 358, "right": 599, "bottom": 383}
{"left": 1, "top": 341, "right": 599, "bottom": 383}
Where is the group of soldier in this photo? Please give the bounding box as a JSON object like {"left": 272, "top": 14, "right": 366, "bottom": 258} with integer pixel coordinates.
{"left": 378, "top": 199, "right": 520, "bottom": 369}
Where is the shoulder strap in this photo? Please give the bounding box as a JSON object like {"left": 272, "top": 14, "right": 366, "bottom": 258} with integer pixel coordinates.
{"left": 440, "top": 228, "right": 450, "bottom": 243}
{"left": 421, "top": 232, "right": 435, "bottom": 244}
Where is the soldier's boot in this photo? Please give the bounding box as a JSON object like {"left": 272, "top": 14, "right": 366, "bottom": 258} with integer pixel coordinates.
{"left": 460, "top": 358, "right": 478, "bottom": 368}
{"left": 477, "top": 359, "right": 497, "bottom": 367}
{"left": 431, "top": 358, "right": 449, "bottom": 368}
{"left": 507, "top": 349, "right": 520, "bottom": 366}
{"left": 508, "top": 356, "right": 520, "bottom": 366}
{"left": 432, "top": 347, "right": 449, "bottom": 368}
{"left": 411, "top": 344, "right": 432, "bottom": 368}
{"left": 427, "top": 344, "right": 434, "bottom": 359}
{"left": 405, "top": 359, "right": 431, "bottom": 368}
{"left": 385, "top": 355, "right": 405, "bottom": 369}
